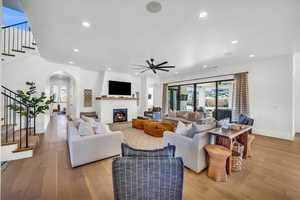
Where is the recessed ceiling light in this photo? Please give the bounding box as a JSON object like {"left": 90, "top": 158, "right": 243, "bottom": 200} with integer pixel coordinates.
{"left": 107, "top": 67, "right": 112, "bottom": 71}
{"left": 231, "top": 40, "right": 239, "bottom": 44}
{"left": 199, "top": 11, "right": 208, "bottom": 18}
{"left": 203, "top": 65, "right": 208, "bottom": 68}
{"left": 82, "top": 21, "right": 91, "bottom": 28}
{"left": 68, "top": 61, "right": 74, "bottom": 64}
{"left": 146, "top": 1, "right": 162, "bottom": 13}
{"left": 73, "top": 48, "right": 79, "bottom": 52}
{"left": 249, "top": 54, "right": 256, "bottom": 58}
{"left": 135, "top": 72, "right": 139, "bottom": 76}
{"left": 175, "top": 71, "right": 179, "bottom": 74}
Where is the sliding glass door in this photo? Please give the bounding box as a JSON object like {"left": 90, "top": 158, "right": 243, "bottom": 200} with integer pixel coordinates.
{"left": 179, "top": 85, "right": 194, "bottom": 111}
{"left": 216, "top": 81, "right": 234, "bottom": 120}
{"left": 168, "top": 86, "right": 179, "bottom": 111}
{"left": 196, "top": 82, "right": 216, "bottom": 117}
{"left": 168, "top": 79, "right": 235, "bottom": 121}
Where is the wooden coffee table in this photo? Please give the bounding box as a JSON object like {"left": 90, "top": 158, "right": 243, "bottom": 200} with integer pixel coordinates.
{"left": 208, "top": 125, "right": 252, "bottom": 174}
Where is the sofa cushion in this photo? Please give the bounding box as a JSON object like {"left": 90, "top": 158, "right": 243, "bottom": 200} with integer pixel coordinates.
{"left": 197, "top": 117, "right": 216, "bottom": 126}
{"left": 94, "top": 122, "right": 108, "bottom": 135}
{"left": 176, "top": 111, "right": 188, "bottom": 118}
{"left": 186, "top": 123, "right": 216, "bottom": 138}
{"left": 121, "top": 143, "right": 176, "bottom": 157}
{"left": 78, "top": 121, "right": 95, "bottom": 136}
{"left": 164, "top": 116, "right": 192, "bottom": 124}
{"left": 168, "top": 111, "right": 177, "bottom": 117}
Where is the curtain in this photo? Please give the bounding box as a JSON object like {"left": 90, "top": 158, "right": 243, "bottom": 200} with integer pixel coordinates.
{"left": 162, "top": 83, "right": 168, "bottom": 114}
{"left": 233, "top": 72, "right": 249, "bottom": 121}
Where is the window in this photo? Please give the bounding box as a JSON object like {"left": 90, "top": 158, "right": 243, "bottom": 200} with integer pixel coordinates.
{"left": 168, "top": 79, "right": 235, "bottom": 121}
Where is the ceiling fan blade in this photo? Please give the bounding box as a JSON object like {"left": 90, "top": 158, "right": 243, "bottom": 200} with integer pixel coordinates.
{"left": 156, "top": 66, "right": 175, "bottom": 68}
{"left": 156, "top": 68, "right": 169, "bottom": 72}
{"left": 132, "top": 64, "right": 148, "bottom": 68}
{"left": 155, "top": 61, "right": 168, "bottom": 67}
{"left": 140, "top": 69, "right": 150, "bottom": 73}
{"left": 146, "top": 60, "right": 152, "bottom": 68}
{"left": 152, "top": 69, "right": 157, "bottom": 74}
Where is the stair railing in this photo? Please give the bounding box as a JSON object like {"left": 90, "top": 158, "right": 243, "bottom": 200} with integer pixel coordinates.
{"left": 1, "top": 85, "right": 36, "bottom": 149}
{"left": 1, "top": 21, "right": 36, "bottom": 57}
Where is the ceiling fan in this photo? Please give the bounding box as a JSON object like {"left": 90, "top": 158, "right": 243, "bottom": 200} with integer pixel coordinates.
{"left": 132, "top": 58, "right": 175, "bottom": 74}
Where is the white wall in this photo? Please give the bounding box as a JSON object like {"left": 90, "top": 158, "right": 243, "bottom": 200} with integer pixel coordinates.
{"left": 79, "top": 68, "right": 104, "bottom": 113}
{"left": 2, "top": 54, "right": 103, "bottom": 132}
{"left": 101, "top": 71, "right": 140, "bottom": 96}
{"left": 161, "top": 55, "right": 294, "bottom": 140}
{"left": 294, "top": 53, "right": 300, "bottom": 133}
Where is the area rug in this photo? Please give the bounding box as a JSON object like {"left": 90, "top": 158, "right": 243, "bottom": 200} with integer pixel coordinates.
{"left": 111, "top": 123, "right": 163, "bottom": 150}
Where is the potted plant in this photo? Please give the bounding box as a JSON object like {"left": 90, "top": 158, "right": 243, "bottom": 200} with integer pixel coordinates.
{"left": 11, "top": 82, "right": 55, "bottom": 134}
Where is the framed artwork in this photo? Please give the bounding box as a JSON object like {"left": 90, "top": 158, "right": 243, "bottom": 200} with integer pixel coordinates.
{"left": 84, "top": 89, "right": 92, "bottom": 107}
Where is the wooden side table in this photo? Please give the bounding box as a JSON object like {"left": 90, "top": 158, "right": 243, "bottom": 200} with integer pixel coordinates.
{"left": 208, "top": 125, "right": 252, "bottom": 174}
{"left": 204, "top": 144, "right": 232, "bottom": 182}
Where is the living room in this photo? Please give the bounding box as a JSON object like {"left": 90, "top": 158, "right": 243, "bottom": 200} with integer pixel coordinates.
{"left": 1, "top": 0, "right": 300, "bottom": 200}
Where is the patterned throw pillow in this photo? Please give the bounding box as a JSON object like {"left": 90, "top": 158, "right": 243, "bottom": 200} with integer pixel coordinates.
{"left": 121, "top": 143, "right": 176, "bottom": 157}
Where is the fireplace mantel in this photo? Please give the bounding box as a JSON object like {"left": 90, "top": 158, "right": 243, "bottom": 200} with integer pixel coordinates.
{"left": 96, "top": 97, "right": 139, "bottom": 101}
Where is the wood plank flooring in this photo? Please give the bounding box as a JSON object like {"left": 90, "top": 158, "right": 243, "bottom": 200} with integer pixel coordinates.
{"left": 1, "top": 115, "right": 300, "bottom": 200}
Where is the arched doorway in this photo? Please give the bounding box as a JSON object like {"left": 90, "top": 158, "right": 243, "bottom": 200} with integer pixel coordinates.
{"left": 46, "top": 71, "right": 77, "bottom": 119}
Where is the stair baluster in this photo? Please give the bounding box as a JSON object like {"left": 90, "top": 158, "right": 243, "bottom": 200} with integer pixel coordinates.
{"left": 1, "top": 86, "right": 37, "bottom": 149}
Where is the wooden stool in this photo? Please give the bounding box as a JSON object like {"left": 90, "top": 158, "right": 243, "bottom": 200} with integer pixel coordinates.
{"left": 205, "top": 144, "right": 232, "bottom": 182}
{"left": 247, "top": 134, "right": 255, "bottom": 157}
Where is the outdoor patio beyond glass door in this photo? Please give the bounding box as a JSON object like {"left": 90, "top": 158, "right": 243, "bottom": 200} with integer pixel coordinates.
{"left": 196, "top": 82, "right": 216, "bottom": 117}
{"left": 180, "top": 85, "right": 194, "bottom": 111}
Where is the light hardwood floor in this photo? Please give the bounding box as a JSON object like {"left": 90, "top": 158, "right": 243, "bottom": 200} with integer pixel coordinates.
{"left": 1, "top": 115, "right": 300, "bottom": 200}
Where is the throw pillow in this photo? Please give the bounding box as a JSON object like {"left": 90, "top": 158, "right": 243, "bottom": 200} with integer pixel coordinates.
{"left": 78, "top": 121, "right": 95, "bottom": 136}
{"left": 217, "top": 118, "right": 230, "bottom": 129}
{"left": 82, "top": 116, "right": 98, "bottom": 127}
{"left": 175, "top": 121, "right": 192, "bottom": 136}
{"left": 74, "top": 119, "right": 85, "bottom": 129}
{"left": 186, "top": 123, "right": 216, "bottom": 138}
{"left": 121, "top": 143, "right": 176, "bottom": 157}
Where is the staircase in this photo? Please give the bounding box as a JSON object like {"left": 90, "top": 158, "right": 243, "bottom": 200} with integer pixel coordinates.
{"left": 1, "top": 21, "right": 37, "bottom": 60}
{"left": 1, "top": 85, "right": 39, "bottom": 162}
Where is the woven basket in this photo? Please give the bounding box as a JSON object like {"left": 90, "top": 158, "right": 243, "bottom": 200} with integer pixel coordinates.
{"left": 232, "top": 141, "right": 244, "bottom": 172}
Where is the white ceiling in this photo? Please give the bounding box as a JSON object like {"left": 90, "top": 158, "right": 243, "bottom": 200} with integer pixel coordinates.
{"left": 22, "top": 0, "right": 300, "bottom": 76}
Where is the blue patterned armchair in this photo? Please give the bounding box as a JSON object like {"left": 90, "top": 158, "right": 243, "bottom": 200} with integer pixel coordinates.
{"left": 112, "top": 144, "right": 184, "bottom": 200}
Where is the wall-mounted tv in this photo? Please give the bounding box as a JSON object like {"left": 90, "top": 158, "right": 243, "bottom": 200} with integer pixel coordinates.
{"left": 108, "top": 80, "right": 131, "bottom": 96}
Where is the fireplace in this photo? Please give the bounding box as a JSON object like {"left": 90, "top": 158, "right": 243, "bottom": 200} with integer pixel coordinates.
{"left": 113, "top": 108, "right": 128, "bottom": 123}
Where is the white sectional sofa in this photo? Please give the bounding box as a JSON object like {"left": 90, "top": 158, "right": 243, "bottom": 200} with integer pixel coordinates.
{"left": 163, "top": 128, "right": 211, "bottom": 173}
{"left": 67, "top": 120, "right": 123, "bottom": 167}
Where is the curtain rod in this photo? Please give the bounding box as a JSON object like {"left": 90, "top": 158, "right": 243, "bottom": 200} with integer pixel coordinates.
{"left": 165, "top": 72, "right": 248, "bottom": 85}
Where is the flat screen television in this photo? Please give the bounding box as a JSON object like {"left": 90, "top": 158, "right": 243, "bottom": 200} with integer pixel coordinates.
{"left": 108, "top": 80, "right": 131, "bottom": 96}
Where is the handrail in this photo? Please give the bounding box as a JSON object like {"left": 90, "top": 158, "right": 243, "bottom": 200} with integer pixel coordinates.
{"left": 1, "top": 21, "right": 28, "bottom": 29}
{"left": 1, "top": 85, "right": 33, "bottom": 106}
{"left": 1, "top": 92, "right": 30, "bottom": 107}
